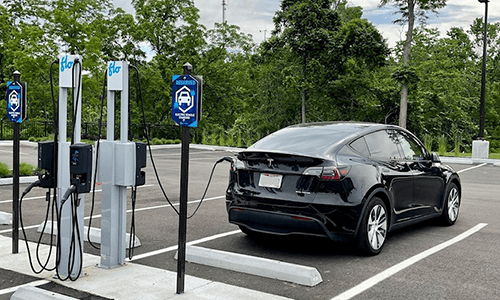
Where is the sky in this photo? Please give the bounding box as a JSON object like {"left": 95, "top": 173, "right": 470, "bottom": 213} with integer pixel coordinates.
{"left": 113, "top": 0, "right": 500, "bottom": 48}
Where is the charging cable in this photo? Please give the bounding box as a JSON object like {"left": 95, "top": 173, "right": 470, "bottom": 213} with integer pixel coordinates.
{"left": 130, "top": 64, "right": 179, "bottom": 215}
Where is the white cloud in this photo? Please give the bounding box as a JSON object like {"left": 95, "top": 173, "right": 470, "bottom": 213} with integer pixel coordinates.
{"left": 113, "top": 0, "right": 500, "bottom": 48}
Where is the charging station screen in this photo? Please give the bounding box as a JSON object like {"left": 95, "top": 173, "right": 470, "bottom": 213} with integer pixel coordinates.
{"left": 172, "top": 75, "right": 201, "bottom": 127}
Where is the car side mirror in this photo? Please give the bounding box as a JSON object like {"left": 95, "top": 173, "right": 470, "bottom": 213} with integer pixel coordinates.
{"left": 431, "top": 152, "right": 441, "bottom": 163}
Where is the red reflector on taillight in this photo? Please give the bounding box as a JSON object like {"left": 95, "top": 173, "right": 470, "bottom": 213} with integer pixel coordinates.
{"left": 292, "top": 216, "right": 313, "bottom": 221}
{"left": 321, "top": 174, "right": 340, "bottom": 180}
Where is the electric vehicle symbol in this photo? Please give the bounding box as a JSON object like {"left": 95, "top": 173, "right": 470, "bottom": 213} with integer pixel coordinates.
{"left": 178, "top": 91, "right": 191, "bottom": 105}
{"left": 175, "top": 86, "right": 195, "bottom": 113}
{"left": 9, "top": 90, "right": 20, "bottom": 111}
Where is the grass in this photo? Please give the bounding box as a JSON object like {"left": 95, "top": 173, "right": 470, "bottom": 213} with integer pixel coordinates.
{"left": 0, "top": 161, "right": 38, "bottom": 178}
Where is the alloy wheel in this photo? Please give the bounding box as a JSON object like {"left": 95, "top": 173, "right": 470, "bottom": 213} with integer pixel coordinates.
{"left": 367, "top": 204, "right": 387, "bottom": 251}
{"left": 447, "top": 187, "right": 460, "bottom": 222}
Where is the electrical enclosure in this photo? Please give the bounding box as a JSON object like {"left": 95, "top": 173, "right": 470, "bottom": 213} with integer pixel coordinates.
{"left": 38, "top": 141, "right": 55, "bottom": 188}
{"left": 70, "top": 143, "right": 93, "bottom": 193}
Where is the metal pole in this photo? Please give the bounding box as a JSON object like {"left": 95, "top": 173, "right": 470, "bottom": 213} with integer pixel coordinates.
{"left": 176, "top": 63, "right": 192, "bottom": 294}
{"left": 12, "top": 71, "right": 21, "bottom": 254}
{"left": 12, "top": 123, "right": 20, "bottom": 254}
{"left": 478, "top": 0, "right": 488, "bottom": 139}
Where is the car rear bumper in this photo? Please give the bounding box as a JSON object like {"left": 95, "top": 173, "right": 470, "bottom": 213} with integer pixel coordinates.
{"left": 227, "top": 204, "right": 357, "bottom": 242}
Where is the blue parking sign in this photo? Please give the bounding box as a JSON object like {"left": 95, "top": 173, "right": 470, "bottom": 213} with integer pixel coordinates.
{"left": 172, "top": 74, "right": 202, "bottom": 127}
{"left": 6, "top": 81, "right": 24, "bottom": 123}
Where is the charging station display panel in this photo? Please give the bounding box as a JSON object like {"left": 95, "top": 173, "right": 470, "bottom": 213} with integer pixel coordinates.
{"left": 172, "top": 75, "right": 202, "bottom": 127}
{"left": 6, "top": 81, "right": 26, "bottom": 123}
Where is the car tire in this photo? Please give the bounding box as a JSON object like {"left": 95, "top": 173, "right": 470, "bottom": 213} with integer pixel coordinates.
{"left": 440, "top": 183, "right": 460, "bottom": 226}
{"left": 356, "top": 197, "right": 388, "bottom": 256}
{"left": 239, "top": 225, "right": 257, "bottom": 236}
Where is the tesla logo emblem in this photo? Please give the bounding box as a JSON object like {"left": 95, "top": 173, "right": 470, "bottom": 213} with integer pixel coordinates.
{"left": 267, "top": 158, "right": 274, "bottom": 167}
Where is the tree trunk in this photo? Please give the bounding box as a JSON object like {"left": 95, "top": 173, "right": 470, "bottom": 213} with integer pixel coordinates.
{"left": 399, "top": 0, "right": 415, "bottom": 129}
{"left": 301, "top": 88, "right": 306, "bottom": 124}
{"left": 302, "top": 55, "right": 307, "bottom": 124}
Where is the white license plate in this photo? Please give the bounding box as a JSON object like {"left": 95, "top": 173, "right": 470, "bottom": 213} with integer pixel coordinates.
{"left": 259, "top": 173, "right": 283, "bottom": 189}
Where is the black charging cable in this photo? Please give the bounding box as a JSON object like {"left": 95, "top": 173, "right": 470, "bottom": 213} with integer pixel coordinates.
{"left": 129, "top": 64, "right": 179, "bottom": 215}
{"left": 86, "top": 68, "right": 108, "bottom": 250}
{"left": 187, "top": 156, "right": 233, "bottom": 219}
{"left": 128, "top": 186, "right": 137, "bottom": 259}
{"left": 70, "top": 58, "right": 82, "bottom": 146}
{"left": 129, "top": 64, "right": 236, "bottom": 219}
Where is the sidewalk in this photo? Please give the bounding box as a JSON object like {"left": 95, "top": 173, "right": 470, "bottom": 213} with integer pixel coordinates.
{"left": 0, "top": 235, "right": 291, "bottom": 300}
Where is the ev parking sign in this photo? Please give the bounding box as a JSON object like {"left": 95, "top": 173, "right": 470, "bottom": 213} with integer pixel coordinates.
{"left": 172, "top": 74, "right": 202, "bottom": 127}
{"left": 6, "top": 80, "right": 26, "bottom": 123}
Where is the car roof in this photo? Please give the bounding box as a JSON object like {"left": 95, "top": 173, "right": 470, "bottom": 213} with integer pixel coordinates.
{"left": 247, "top": 122, "right": 402, "bottom": 159}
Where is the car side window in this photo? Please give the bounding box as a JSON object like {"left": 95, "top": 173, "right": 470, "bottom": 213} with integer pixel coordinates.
{"left": 397, "top": 131, "right": 428, "bottom": 161}
{"left": 364, "top": 130, "right": 402, "bottom": 161}
{"left": 349, "top": 137, "right": 370, "bottom": 157}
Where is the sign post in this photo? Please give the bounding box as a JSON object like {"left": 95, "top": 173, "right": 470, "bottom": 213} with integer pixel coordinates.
{"left": 172, "top": 63, "right": 202, "bottom": 294}
{"left": 7, "top": 70, "right": 26, "bottom": 254}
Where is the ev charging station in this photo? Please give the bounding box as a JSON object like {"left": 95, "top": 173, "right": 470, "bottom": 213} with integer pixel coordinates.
{"left": 57, "top": 54, "right": 86, "bottom": 278}
{"left": 98, "top": 61, "right": 146, "bottom": 268}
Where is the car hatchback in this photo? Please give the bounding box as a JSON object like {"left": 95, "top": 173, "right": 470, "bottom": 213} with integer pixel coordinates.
{"left": 225, "top": 122, "right": 461, "bottom": 255}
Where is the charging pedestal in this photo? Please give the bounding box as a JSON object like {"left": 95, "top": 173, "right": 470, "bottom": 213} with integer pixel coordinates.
{"left": 98, "top": 61, "right": 136, "bottom": 268}
{"left": 57, "top": 54, "right": 84, "bottom": 278}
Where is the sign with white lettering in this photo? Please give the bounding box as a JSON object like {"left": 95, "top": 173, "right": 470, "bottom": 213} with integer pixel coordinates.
{"left": 6, "top": 81, "right": 26, "bottom": 123}
{"left": 172, "top": 75, "right": 202, "bottom": 127}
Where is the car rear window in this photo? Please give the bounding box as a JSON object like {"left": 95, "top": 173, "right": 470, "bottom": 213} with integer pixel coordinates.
{"left": 249, "top": 125, "right": 357, "bottom": 157}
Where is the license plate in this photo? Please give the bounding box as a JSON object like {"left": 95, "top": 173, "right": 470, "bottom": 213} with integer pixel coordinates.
{"left": 259, "top": 173, "right": 282, "bottom": 189}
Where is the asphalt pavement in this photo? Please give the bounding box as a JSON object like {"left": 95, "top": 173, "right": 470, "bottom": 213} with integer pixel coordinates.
{"left": 1, "top": 141, "right": 499, "bottom": 300}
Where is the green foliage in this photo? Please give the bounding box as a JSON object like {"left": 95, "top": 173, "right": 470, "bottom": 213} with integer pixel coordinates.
{"left": 0, "top": 161, "right": 11, "bottom": 178}
{"left": 423, "top": 134, "right": 433, "bottom": 152}
{"left": 19, "top": 162, "right": 37, "bottom": 176}
{"left": 0, "top": 0, "right": 499, "bottom": 155}
{"left": 438, "top": 135, "right": 447, "bottom": 155}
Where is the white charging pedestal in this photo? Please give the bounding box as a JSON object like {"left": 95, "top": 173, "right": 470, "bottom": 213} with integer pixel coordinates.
{"left": 57, "top": 54, "right": 84, "bottom": 278}
{"left": 98, "top": 61, "right": 137, "bottom": 268}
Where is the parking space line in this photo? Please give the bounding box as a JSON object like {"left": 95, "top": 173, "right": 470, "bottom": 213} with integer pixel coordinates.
{"left": 330, "top": 223, "right": 488, "bottom": 300}
{"left": 457, "top": 163, "right": 487, "bottom": 174}
{"left": 0, "top": 195, "right": 226, "bottom": 234}
{"left": 0, "top": 184, "right": 154, "bottom": 204}
{"left": 0, "top": 279, "right": 49, "bottom": 295}
{"left": 128, "top": 229, "right": 241, "bottom": 261}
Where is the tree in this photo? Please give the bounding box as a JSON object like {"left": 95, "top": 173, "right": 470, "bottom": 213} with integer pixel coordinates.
{"left": 271, "top": 0, "right": 340, "bottom": 123}
{"left": 380, "top": 0, "right": 446, "bottom": 128}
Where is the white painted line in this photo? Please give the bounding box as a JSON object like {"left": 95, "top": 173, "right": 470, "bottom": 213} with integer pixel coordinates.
{"left": 129, "top": 229, "right": 241, "bottom": 261}
{"left": 0, "top": 195, "right": 225, "bottom": 234}
{"left": 0, "top": 280, "right": 49, "bottom": 296}
{"left": 36, "top": 223, "right": 141, "bottom": 248}
{"left": 0, "top": 149, "right": 30, "bottom": 155}
{"left": 0, "top": 211, "right": 12, "bottom": 225}
{"left": 0, "top": 184, "right": 154, "bottom": 204}
{"left": 457, "top": 163, "right": 487, "bottom": 174}
{"left": 330, "top": 223, "right": 488, "bottom": 300}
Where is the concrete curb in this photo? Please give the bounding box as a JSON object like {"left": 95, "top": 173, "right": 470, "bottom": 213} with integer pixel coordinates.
{"left": 11, "top": 286, "right": 78, "bottom": 300}
{"left": 0, "top": 211, "right": 12, "bottom": 225}
{"left": 0, "top": 176, "right": 38, "bottom": 186}
{"left": 176, "top": 245, "right": 323, "bottom": 287}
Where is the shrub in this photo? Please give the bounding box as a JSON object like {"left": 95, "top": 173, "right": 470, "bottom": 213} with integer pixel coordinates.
{"left": 0, "top": 161, "right": 11, "bottom": 178}
{"left": 438, "top": 135, "right": 447, "bottom": 155}
{"left": 19, "top": 162, "right": 37, "bottom": 176}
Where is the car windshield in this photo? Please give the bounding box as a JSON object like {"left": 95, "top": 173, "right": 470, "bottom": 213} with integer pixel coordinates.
{"left": 249, "top": 123, "right": 369, "bottom": 158}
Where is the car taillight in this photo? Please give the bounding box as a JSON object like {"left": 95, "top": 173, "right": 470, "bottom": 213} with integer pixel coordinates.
{"left": 303, "top": 166, "right": 350, "bottom": 181}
